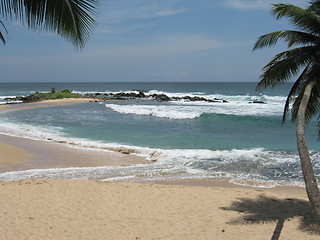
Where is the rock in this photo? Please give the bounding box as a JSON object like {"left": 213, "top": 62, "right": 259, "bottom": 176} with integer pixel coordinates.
{"left": 116, "top": 147, "right": 137, "bottom": 155}
{"left": 137, "top": 91, "right": 146, "bottom": 98}
{"left": 183, "top": 96, "right": 208, "bottom": 102}
{"left": 152, "top": 94, "right": 171, "bottom": 101}
{"left": 171, "top": 97, "right": 182, "bottom": 101}
{"left": 252, "top": 100, "right": 266, "bottom": 104}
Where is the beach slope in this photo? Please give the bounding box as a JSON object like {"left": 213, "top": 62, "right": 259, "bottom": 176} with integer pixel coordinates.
{"left": 1, "top": 179, "right": 319, "bottom": 240}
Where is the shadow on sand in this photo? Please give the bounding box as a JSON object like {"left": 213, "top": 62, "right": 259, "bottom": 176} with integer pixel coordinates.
{"left": 221, "top": 195, "right": 320, "bottom": 240}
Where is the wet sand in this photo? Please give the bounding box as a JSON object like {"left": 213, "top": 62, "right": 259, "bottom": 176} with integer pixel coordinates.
{"left": 0, "top": 134, "right": 149, "bottom": 174}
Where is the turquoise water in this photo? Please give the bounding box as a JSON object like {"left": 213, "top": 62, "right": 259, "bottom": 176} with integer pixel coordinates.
{"left": 0, "top": 82, "right": 319, "bottom": 187}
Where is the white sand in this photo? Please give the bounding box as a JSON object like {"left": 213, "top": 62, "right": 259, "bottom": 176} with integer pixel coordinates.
{"left": 1, "top": 179, "right": 319, "bottom": 240}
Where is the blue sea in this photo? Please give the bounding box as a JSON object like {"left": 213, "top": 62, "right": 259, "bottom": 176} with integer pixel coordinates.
{"left": 0, "top": 82, "right": 319, "bottom": 187}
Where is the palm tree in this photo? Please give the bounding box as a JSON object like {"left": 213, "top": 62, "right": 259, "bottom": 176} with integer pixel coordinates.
{"left": 253, "top": 1, "right": 320, "bottom": 222}
{"left": 0, "top": 0, "right": 99, "bottom": 49}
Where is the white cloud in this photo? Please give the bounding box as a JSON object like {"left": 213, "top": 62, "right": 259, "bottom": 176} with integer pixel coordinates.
{"left": 225, "top": 0, "right": 307, "bottom": 10}
{"left": 225, "top": 0, "right": 270, "bottom": 10}
{"left": 100, "top": 1, "right": 187, "bottom": 23}
{"left": 96, "top": 23, "right": 155, "bottom": 35}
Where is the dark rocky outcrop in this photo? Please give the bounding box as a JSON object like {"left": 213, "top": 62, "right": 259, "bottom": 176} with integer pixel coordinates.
{"left": 5, "top": 94, "right": 43, "bottom": 103}
{"left": 152, "top": 94, "right": 172, "bottom": 102}
{"left": 83, "top": 90, "right": 231, "bottom": 103}
{"left": 251, "top": 100, "right": 267, "bottom": 104}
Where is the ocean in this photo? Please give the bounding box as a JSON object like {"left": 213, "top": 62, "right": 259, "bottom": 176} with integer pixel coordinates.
{"left": 0, "top": 82, "right": 319, "bottom": 188}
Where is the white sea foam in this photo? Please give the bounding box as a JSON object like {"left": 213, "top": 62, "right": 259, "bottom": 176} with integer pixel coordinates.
{"left": 105, "top": 103, "right": 203, "bottom": 119}
{"left": 105, "top": 99, "right": 284, "bottom": 119}
{"left": 72, "top": 88, "right": 289, "bottom": 119}
{"left": 87, "top": 88, "right": 288, "bottom": 119}
{"left": 0, "top": 96, "right": 24, "bottom": 105}
{"left": 0, "top": 131, "right": 309, "bottom": 188}
{"left": 0, "top": 95, "right": 19, "bottom": 100}
{"left": 0, "top": 121, "right": 64, "bottom": 141}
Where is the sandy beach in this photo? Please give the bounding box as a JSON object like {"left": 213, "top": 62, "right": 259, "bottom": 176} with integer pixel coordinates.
{"left": 0, "top": 98, "right": 99, "bottom": 112}
{"left": 1, "top": 99, "right": 320, "bottom": 239}
{"left": 1, "top": 179, "right": 320, "bottom": 240}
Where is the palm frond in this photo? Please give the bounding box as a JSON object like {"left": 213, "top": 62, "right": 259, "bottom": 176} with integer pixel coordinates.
{"left": 0, "top": 20, "right": 8, "bottom": 44}
{"left": 309, "top": 1, "right": 320, "bottom": 16}
{"left": 256, "top": 46, "right": 319, "bottom": 89}
{"left": 272, "top": 3, "right": 320, "bottom": 35}
{"left": 0, "top": 0, "right": 24, "bottom": 20}
{"left": 253, "top": 30, "right": 320, "bottom": 50}
{"left": 0, "top": 0, "right": 99, "bottom": 49}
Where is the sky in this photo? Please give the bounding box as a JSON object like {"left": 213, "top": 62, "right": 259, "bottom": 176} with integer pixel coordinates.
{"left": 0, "top": 0, "right": 308, "bottom": 83}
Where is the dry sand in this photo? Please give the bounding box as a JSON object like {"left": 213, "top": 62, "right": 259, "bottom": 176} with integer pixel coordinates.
{"left": 1, "top": 179, "right": 320, "bottom": 240}
{"left": 0, "top": 98, "right": 99, "bottom": 113}
{"left": 1, "top": 99, "right": 320, "bottom": 239}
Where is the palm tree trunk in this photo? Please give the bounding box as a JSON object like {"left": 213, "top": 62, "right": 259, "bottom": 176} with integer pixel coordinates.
{"left": 296, "top": 81, "right": 320, "bottom": 223}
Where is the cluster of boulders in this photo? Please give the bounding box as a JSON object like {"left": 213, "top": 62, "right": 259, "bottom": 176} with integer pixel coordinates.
{"left": 4, "top": 94, "right": 43, "bottom": 103}
{"left": 86, "top": 90, "right": 230, "bottom": 103}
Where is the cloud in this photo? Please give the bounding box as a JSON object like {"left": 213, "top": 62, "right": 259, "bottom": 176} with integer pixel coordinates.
{"left": 100, "top": 1, "right": 187, "bottom": 23}
{"left": 226, "top": 0, "right": 269, "bottom": 10}
{"left": 96, "top": 23, "right": 155, "bottom": 35}
{"left": 225, "top": 0, "right": 306, "bottom": 10}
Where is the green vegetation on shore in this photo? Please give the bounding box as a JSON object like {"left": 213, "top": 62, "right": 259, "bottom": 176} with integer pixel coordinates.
{"left": 35, "top": 89, "right": 83, "bottom": 100}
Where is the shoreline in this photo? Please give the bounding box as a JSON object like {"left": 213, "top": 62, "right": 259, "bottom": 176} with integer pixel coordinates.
{"left": 0, "top": 132, "right": 307, "bottom": 193}
{"left": 0, "top": 133, "right": 149, "bottom": 174}
{"left": 0, "top": 98, "right": 307, "bottom": 190}
{"left": 0, "top": 98, "right": 319, "bottom": 239}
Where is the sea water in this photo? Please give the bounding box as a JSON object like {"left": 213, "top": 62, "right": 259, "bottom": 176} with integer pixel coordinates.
{"left": 0, "top": 82, "right": 319, "bottom": 187}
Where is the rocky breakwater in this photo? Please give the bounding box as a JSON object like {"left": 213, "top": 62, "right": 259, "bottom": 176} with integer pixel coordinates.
{"left": 86, "top": 90, "right": 230, "bottom": 103}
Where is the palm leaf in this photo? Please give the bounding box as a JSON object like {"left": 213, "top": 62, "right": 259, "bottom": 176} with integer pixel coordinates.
{"left": 272, "top": 3, "right": 320, "bottom": 35}
{"left": 0, "top": 20, "right": 8, "bottom": 44}
{"left": 253, "top": 30, "right": 320, "bottom": 50}
{"left": 0, "top": 0, "right": 99, "bottom": 49}
{"left": 257, "top": 46, "right": 320, "bottom": 89}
